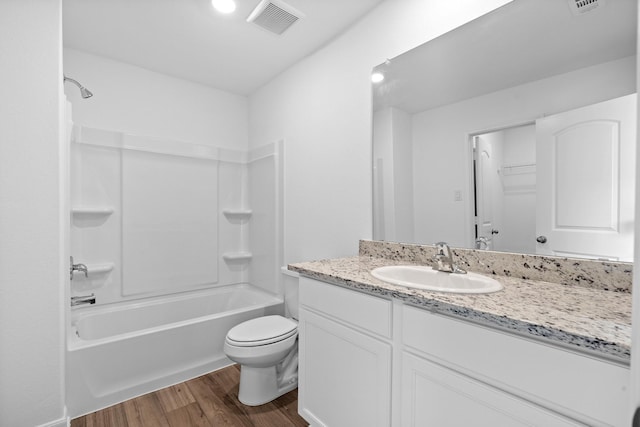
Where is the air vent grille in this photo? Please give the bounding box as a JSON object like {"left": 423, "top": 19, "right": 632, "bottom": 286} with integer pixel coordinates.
{"left": 247, "top": 0, "right": 304, "bottom": 35}
{"left": 567, "top": 0, "right": 606, "bottom": 16}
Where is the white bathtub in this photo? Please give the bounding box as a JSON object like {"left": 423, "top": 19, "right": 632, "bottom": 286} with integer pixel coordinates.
{"left": 66, "top": 283, "right": 284, "bottom": 418}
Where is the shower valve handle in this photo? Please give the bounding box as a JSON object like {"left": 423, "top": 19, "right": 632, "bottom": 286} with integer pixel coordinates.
{"left": 70, "top": 256, "right": 89, "bottom": 280}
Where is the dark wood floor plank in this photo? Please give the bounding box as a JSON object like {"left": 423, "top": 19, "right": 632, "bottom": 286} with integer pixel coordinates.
{"left": 72, "top": 403, "right": 128, "bottom": 427}
{"left": 123, "top": 393, "right": 171, "bottom": 427}
{"left": 157, "top": 383, "right": 196, "bottom": 413}
{"left": 273, "top": 390, "right": 308, "bottom": 427}
{"left": 70, "top": 416, "right": 86, "bottom": 427}
{"left": 166, "top": 402, "right": 211, "bottom": 427}
{"left": 186, "top": 374, "right": 252, "bottom": 427}
{"left": 71, "top": 364, "right": 309, "bottom": 427}
{"left": 106, "top": 405, "right": 128, "bottom": 427}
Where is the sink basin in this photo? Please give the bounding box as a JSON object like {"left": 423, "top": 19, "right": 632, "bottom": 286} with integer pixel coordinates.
{"left": 370, "top": 265, "right": 502, "bottom": 294}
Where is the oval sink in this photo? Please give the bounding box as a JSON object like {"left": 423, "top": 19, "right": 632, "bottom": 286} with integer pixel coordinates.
{"left": 370, "top": 265, "right": 502, "bottom": 294}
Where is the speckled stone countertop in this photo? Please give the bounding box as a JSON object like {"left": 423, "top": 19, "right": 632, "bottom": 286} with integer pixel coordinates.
{"left": 289, "top": 241, "right": 632, "bottom": 362}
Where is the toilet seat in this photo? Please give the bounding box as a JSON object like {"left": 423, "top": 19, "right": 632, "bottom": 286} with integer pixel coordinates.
{"left": 226, "top": 315, "right": 297, "bottom": 347}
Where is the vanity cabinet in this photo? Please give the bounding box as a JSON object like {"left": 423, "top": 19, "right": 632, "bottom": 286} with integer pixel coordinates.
{"left": 402, "top": 305, "right": 629, "bottom": 426}
{"left": 298, "top": 277, "right": 392, "bottom": 427}
{"left": 298, "top": 277, "right": 630, "bottom": 427}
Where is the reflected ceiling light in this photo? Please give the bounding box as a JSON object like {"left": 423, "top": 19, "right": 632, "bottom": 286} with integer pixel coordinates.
{"left": 371, "top": 72, "right": 385, "bottom": 83}
{"left": 211, "top": 0, "right": 236, "bottom": 14}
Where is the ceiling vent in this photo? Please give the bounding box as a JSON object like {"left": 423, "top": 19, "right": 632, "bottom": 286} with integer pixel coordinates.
{"left": 247, "top": 0, "right": 305, "bottom": 35}
{"left": 567, "top": 0, "right": 606, "bottom": 16}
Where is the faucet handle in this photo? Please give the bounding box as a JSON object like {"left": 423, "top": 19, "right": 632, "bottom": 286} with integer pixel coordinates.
{"left": 70, "top": 256, "right": 89, "bottom": 280}
{"left": 431, "top": 242, "right": 466, "bottom": 274}
{"left": 434, "top": 241, "right": 451, "bottom": 256}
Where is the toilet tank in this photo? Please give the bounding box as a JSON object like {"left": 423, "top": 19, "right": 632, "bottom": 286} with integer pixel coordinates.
{"left": 281, "top": 266, "right": 299, "bottom": 320}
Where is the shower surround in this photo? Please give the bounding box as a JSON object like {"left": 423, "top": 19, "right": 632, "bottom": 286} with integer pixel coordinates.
{"left": 67, "top": 125, "right": 284, "bottom": 416}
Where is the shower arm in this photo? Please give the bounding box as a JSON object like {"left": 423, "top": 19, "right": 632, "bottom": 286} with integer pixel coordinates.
{"left": 63, "top": 75, "right": 93, "bottom": 98}
{"left": 63, "top": 75, "right": 81, "bottom": 87}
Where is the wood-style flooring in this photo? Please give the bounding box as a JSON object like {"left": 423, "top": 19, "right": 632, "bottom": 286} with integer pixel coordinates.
{"left": 70, "top": 364, "right": 309, "bottom": 427}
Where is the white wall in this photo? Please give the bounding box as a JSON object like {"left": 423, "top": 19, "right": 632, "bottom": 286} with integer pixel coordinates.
{"left": 411, "top": 56, "right": 636, "bottom": 247}
{"left": 373, "top": 107, "right": 396, "bottom": 240}
{"left": 373, "top": 107, "right": 413, "bottom": 242}
{"left": 64, "top": 48, "right": 248, "bottom": 150}
{"left": 391, "top": 108, "right": 414, "bottom": 243}
{"left": 0, "top": 1, "right": 67, "bottom": 426}
{"left": 249, "top": 0, "right": 513, "bottom": 263}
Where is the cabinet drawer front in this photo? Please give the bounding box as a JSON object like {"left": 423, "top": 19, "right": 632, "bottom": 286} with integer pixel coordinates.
{"left": 402, "top": 353, "right": 583, "bottom": 427}
{"left": 402, "top": 305, "right": 629, "bottom": 426}
{"left": 300, "top": 277, "right": 392, "bottom": 338}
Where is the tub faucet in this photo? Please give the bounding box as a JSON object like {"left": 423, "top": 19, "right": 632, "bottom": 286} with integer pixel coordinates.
{"left": 433, "top": 242, "right": 466, "bottom": 274}
{"left": 71, "top": 294, "right": 96, "bottom": 306}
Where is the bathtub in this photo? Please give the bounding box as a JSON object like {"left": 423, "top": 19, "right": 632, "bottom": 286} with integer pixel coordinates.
{"left": 66, "top": 283, "right": 284, "bottom": 418}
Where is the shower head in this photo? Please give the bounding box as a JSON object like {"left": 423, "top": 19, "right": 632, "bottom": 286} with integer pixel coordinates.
{"left": 63, "top": 76, "right": 93, "bottom": 99}
{"left": 79, "top": 86, "right": 93, "bottom": 99}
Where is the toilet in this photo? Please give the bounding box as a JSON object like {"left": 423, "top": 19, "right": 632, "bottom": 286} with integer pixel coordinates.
{"left": 223, "top": 267, "right": 299, "bottom": 406}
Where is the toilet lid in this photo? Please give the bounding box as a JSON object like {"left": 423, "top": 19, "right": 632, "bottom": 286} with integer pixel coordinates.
{"left": 226, "top": 315, "right": 298, "bottom": 347}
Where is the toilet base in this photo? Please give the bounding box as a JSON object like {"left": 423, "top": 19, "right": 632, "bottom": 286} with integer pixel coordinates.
{"left": 237, "top": 345, "right": 299, "bottom": 406}
{"left": 238, "top": 365, "right": 298, "bottom": 406}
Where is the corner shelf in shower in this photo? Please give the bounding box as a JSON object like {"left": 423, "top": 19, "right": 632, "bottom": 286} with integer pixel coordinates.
{"left": 71, "top": 206, "right": 115, "bottom": 217}
{"left": 222, "top": 209, "right": 253, "bottom": 220}
{"left": 222, "top": 252, "right": 253, "bottom": 261}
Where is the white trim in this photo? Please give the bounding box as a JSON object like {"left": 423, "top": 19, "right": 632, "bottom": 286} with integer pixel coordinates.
{"left": 628, "top": 9, "right": 640, "bottom": 422}
{"left": 35, "top": 413, "right": 69, "bottom": 427}
{"left": 248, "top": 141, "right": 277, "bottom": 163}
{"left": 72, "top": 125, "right": 251, "bottom": 163}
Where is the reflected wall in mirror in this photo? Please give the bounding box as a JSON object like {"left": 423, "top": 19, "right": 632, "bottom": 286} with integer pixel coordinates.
{"left": 372, "top": 0, "right": 637, "bottom": 261}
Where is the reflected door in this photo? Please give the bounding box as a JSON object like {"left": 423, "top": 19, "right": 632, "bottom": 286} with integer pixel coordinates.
{"left": 474, "top": 136, "right": 499, "bottom": 250}
{"left": 535, "top": 94, "right": 636, "bottom": 261}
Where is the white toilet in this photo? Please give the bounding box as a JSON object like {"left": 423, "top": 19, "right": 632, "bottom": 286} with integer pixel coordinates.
{"left": 223, "top": 267, "right": 299, "bottom": 406}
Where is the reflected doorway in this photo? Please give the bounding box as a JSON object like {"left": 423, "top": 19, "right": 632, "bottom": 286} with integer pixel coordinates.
{"left": 472, "top": 124, "right": 536, "bottom": 254}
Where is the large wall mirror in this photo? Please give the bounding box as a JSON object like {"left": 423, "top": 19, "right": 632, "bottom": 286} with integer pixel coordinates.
{"left": 372, "top": 0, "right": 637, "bottom": 261}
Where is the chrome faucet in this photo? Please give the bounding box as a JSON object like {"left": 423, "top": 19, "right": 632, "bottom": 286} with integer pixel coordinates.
{"left": 475, "top": 236, "right": 490, "bottom": 250}
{"left": 71, "top": 294, "right": 96, "bottom": 306}
{"left": 70, "top": 256, "right": 88, "bottom": 280}
{"left": 433, "top": 242, "right": 466, "bottom": 274}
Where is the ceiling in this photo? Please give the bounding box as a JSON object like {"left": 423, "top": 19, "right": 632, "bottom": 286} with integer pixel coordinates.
{"left": 373, "top": 0, "right": 637, "bottom": 113}
{"left": 63, "top": 0, "right": 384, "bottom": 95}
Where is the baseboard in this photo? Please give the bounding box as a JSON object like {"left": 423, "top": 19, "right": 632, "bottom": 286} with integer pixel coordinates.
{"left": 36, "top": 408, "right": 69, "bottom": 427}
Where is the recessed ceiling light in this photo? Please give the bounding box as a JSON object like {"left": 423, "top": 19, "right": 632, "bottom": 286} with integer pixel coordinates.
{"left": 371, "top": 72, "right": 384, "bottom": 83}
{"left": 211, "top": 0, "right": 236, "bottom": 14}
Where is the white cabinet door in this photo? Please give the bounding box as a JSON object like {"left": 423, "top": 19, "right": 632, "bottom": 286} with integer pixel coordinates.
{"left": 402, "top": 353, "right": 583, "bottom": 427}
{"left": 298, "top": 308, "right": 392, "bottom": 427}
{"left": 536, "top": 94, "right": 636, "bottom": 261}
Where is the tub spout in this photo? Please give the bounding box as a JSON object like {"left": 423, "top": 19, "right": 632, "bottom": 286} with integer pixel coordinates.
{"left": 71, "top": 294, "right": 96, "bottom": 306}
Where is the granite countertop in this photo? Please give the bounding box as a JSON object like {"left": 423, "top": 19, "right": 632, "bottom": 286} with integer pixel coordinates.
{"left": 289, "top": 255, "right": 632, "bottom": 362}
